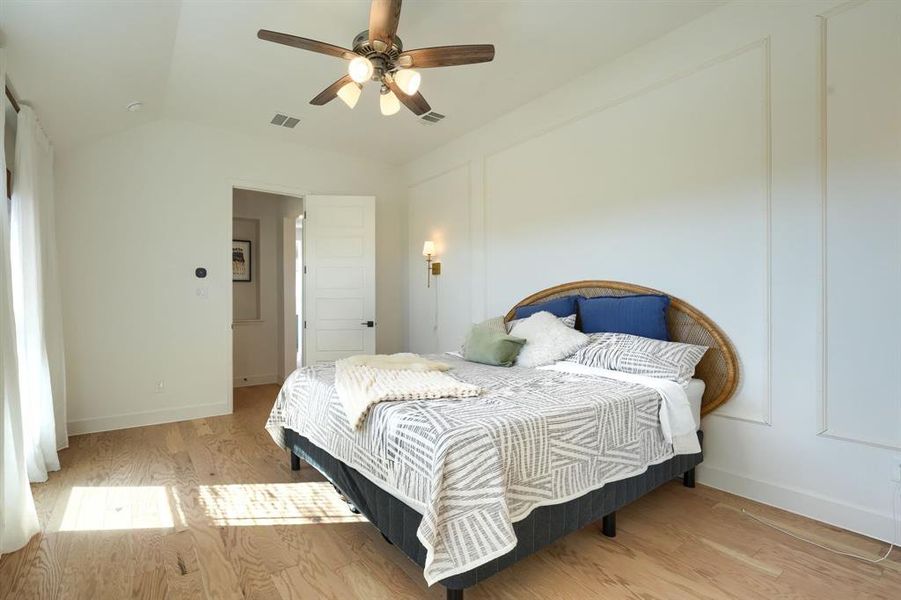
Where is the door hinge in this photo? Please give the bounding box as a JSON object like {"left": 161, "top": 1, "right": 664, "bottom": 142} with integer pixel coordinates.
{"left": 303, "top": 265, "right": 307, "bottom": 274}
{"left": 303, "top": 320, "right": 307, "bottom": 329}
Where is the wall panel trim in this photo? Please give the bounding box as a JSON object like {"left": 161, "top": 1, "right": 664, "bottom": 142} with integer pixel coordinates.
{"left": 481, "top": 38, "right": 774, "bottom": 426}
{"left": 816, "top": 2, "right": 901, "bottom": 450}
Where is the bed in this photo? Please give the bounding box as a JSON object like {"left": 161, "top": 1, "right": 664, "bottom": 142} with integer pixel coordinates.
{"left": 267, "top": 281, "right": 739, "bottom": 599}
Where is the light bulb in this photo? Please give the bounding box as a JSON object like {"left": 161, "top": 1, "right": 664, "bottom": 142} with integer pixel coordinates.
{"left": 336, "top": 81, "right": 362, "bottom": 109}
{"left": 348, "top": 56, "right": 373, "bottom": 83}
{"left": 393, "top": 69, "right": 421, "bottom": 95}
{"left": 380, "top": 90, "right": 401, "bottom": 116}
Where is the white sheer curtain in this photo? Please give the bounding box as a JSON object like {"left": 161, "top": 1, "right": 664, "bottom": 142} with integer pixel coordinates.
{"left": 11, "top": 104, "right": 67, "bottom": 483}
{"left": 0, "top": 49, "right": 40, "bottom": 556}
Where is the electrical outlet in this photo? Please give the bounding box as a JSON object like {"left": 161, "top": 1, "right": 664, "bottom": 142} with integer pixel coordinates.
{"left": 154, "top": 380, "right": 165, "bottom": 394}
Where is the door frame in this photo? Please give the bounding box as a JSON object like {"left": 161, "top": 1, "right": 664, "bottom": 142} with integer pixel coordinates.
{"left": 228, "top": 179, "right": 308, "bottom": 414}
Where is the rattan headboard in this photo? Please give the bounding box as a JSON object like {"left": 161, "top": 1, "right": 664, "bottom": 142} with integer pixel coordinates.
{"left": 504, "top": 280, "right": 739, "bottom": 416}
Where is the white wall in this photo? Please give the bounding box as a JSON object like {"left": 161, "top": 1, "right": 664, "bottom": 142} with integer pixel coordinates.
{"left": 404, "top": 0, "right": 901, "bottom": 544}
{"left": 232, "top": 189, "right": 302, "bottom": 387}
{"left": 56, "top": 118, "right": 407, "bottom": 434}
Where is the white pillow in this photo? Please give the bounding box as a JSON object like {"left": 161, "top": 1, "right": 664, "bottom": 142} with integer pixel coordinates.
{"left": 509, "top": 311, "right": 589, "bottom": 368}
{"left": 506, "top": 313, "right": 576, "bottom": 333}
{"left": 567, "top": 332, "right": 707, "bottom": 385}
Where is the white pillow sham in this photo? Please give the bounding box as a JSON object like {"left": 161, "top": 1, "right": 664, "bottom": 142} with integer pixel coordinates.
{"left": 506, "top": 313, "right": 576, "bottom": 333}
{"left": 566, "top": 332, "right": 707, "bottom": 385}
{"left": 509, "top": 311, "right": 588, "bottom": 368}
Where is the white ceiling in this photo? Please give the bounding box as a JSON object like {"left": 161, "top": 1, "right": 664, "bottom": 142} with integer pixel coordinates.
{"left": 1, "top": 0, "right": 722, "bottom": 163}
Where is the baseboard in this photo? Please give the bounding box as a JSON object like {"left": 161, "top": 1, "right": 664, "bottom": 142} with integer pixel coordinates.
{"left": 67, "top": 402, "right": 231, "bottom": 436}
{"left": 698, "top": 464, "right": 898, "bottom": 545}
{"left": 233, "top": 374, "right": 279, "bottom": 388}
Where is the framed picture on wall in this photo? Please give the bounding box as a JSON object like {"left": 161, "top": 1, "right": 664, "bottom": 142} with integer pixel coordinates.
{"left": 232, "top": 239, "right": 252, "bottom": 282}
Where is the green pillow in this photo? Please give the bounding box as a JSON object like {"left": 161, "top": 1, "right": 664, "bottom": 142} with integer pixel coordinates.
{"left": 463, "top": 324, "right": 526, "bottom": 367}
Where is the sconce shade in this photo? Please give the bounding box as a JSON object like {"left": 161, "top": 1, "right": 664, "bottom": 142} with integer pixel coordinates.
{"left": 422, "top": 241, "right": 435, "bottom": 257}
{"left": 337, "top": 81, "right": 362, "bottom": 109}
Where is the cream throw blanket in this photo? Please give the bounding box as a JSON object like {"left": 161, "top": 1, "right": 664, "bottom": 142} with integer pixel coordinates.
{"left": 335, "top": 353, "right": 481, "bottom": 429}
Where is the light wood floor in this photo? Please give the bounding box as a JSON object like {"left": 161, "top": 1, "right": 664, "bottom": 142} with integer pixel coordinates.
{"left": 1, "top": 385, "right": 898, "bottom": 599}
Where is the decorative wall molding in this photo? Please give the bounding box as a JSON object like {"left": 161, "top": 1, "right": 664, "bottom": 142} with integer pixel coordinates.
{"left": 407, "top": 163, "right": 472, "bottom": 351}
{"left": 469, "top": 159, "right": 486, "bottom": 324}
{"left": 481, "top": 39, "right": 774, "bottom": 426}
{"left": 816, "top": 1, "right": 901, "bottom": 451}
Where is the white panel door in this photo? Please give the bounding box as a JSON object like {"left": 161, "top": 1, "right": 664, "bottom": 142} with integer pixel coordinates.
{"left": 303, "top": 195, "right": 376, "bottom": 364}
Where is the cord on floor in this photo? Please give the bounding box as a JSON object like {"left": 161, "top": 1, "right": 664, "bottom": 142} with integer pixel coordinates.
{"left": 740, "top": 483, "right": 898, "bottom": 565}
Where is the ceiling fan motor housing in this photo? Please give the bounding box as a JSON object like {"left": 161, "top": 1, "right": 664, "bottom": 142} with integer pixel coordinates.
{"left": 353, "top": 30, "right": 403, "bottom": 79}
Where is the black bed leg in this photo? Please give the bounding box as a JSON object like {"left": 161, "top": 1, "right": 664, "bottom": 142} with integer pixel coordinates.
{"left": 446, "top": 589, "right": 463, "bottom": 600}
{"left": 683, "top": 467, "right": 696, "bottom": 488}
{"left": 290, "top": 451, "right": 301, "bottom": 471}
{"left": 602, "top": 512, "right": 616, "bottom": 538}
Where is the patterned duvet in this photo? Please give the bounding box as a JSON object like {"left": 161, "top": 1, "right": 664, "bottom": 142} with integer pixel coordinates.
{"left": 266, "top": 355, "right": 677, "bottom": 585}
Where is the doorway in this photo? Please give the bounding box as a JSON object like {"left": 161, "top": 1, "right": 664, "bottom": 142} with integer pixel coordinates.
{"left": 231, "top": 188, "right": 303, "bottom": 388}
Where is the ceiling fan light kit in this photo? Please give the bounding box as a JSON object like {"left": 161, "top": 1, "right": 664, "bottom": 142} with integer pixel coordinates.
{"left": 337, "top": 81, "right": 362, "bottom": 109}
{"left": 379, "top": 88, "right": 401, "bottom": 116}
{"left": 258, "top": 0, "right": 495, "bottom": 117}
{"left": 348, "top": 55, "right": 374, "bottom": 83}
{"left": 393, "top": 68, "right": 421, "bottom": 95}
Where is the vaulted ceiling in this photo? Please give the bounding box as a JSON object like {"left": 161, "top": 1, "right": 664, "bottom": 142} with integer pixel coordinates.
{"left": 1, "top": 1, "right": 721, "bottom": 163}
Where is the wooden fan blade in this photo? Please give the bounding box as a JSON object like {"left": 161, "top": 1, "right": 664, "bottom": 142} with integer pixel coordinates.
{"left": 369, "top": 0, "right": 402, "bottom": 52}
{"left": 310, "top": 75, "right": 354, "bottom": 105}
{"left": 258, "top": 29, "right": 356, "bottom": 60}
{"left": 385, "top": 75, "right": 430, "bottom": 116}
{"left": 397, "top": 45, "right": 495, "bottom": 68}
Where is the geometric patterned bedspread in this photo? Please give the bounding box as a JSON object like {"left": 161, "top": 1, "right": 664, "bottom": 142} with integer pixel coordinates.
{"left": 265, "top": 355, "right": 676, "bottom": 585}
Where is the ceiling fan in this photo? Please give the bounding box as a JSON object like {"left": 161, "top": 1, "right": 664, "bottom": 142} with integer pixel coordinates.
{"left": 258, "top": 0, "right": 495, "bottom": 117}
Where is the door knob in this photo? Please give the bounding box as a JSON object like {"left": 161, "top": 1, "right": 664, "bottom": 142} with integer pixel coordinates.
{"left": 361, "top": 321, "right": 375, "bottom": 327}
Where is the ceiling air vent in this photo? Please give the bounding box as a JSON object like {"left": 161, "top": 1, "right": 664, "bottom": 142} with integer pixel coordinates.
{"left": 419, "top": 111, "right": 445, "bottom": 125}
{"left": 270, "top": 113, "right": 300, "bottom": 128}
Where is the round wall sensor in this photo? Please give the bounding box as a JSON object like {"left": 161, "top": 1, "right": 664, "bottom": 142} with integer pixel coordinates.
{"left": 126, "top": 101, "right": 143, "bottom": 112}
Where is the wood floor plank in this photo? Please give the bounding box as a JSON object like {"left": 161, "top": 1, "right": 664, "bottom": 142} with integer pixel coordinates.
{"left": 160, "top": 530, "right": 207, "bottom": 599}
{"left": 2, "top": 384, "right": 897, "bottom": 600}
{"left": 131, "top": 564, "right": 168, "bottom": 600}
{"left": 220, "top": 525, "right": 284, "bottom": 600}
{"left": 0, "top": 532, "right": 43, "bottom": 600}
{"left": 271, "top": 562, "right": 353, "bottom": 600}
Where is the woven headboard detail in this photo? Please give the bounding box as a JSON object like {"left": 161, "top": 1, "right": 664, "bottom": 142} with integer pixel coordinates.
{"left": 504, "top": 280, "right": 739, "bottom": 416}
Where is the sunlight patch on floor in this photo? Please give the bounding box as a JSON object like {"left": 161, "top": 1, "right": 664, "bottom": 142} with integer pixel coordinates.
{"left": 198, "top": 481, "right": 367, "bottom": 526}
{"left": 57, "top": 486, "right": 175, "bottom": 531}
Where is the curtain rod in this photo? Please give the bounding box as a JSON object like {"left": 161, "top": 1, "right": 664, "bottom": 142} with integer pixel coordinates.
{"left": 5, "top": 85, "right": 20, "bottom": 113}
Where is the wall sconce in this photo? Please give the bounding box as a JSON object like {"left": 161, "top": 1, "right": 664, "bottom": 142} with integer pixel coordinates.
{"left": 422, "top": 241, "right": 441, "bottom": 287}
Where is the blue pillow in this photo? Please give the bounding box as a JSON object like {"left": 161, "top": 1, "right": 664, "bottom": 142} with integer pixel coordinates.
{"left": 513, "top": 295, "right": 580, "bottom": 320}
{"left": 577, "top": 295, "right": 670, "bottom": 341}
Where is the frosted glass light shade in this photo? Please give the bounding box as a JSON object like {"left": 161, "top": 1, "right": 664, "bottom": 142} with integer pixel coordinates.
{"left": 394, "top": 69, "right": 421, "bottom": 95}
{"left": 348, "top": 56, "right": 373, "bottom": 83}
{"left": 337, "top": 82, "right": 362, "bottom": 108}
{"left": 422, "top": 241, "right": 435, "bottom": 257}
{"left": 380, "top": 90, "right": 401, "bottom": 116}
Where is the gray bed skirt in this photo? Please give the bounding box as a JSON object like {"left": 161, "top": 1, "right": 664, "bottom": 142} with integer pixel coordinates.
{"left": 283, "top": 427, "right": 703, "bottom": 591}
